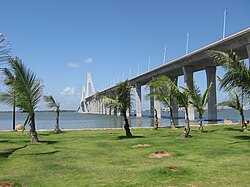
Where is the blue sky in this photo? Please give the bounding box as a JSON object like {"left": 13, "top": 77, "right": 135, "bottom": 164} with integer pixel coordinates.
{"left": 0, "top": 0, "right": 250, "bottom": 111}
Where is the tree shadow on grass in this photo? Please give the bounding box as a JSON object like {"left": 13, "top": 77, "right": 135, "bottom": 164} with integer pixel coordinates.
{"left": 224, "top": 127, "right": 241, "bottom": 132}
{"left": 41, "top": 130, "right": 67, "bottom": 135}
{"left": 0, "top": 145, "right": 28, "bottom": 158}
{"left": 198, "top": 129, "right": 219, "bottom": 133}
{"left": 39, "top": 140, "right": 59, "bottom": 144}
{"left": 21, "top": 140, "right": 59, "bottom": 144}
{"left": 117, "top": 135, "right": 145, "bottom": 140}
{"left": 234, "top": 136, "right": 250, "bottom": 141}
{"left": 39, "top": 133, "right": 50, "bottom": 136}
{"left": 26, "top": 150, "right": 60, "bottom": 156}
{"left": 0, "top": 140, "right": 9, "bottom": 143}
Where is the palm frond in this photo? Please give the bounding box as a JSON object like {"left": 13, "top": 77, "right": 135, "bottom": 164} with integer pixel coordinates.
{"left": 44, "top": 95, "right": 59, "bottom": 109}
{"left": 116, "top": 80, "right": 131, "bottom": 113}
{"left": 206, "top": 50, "right": 243, "bottom": 70}
{"left": 0, "top": 33, "right": 11, "bottom": 63}
{"left": 2, "top": 68, "right": 15, "bottom": 86}
{"left": 201, "top": 82, "right": 212, "bottom": 106}
{"left": 146, "top": 75, "right": 178, "bottom": 109}
{"left": 9, "top": 58, "right": 42, "bottom": 113}
{"left": 208, "top": 50, "right": 250, "bottom": 98}
{"left": 0, "top": 91, "right": 14, "bottom": 106}
{"left": 102, "top": 95, "right": 120, "bottom": 109}
{"left": 217, "top": 92, "right": 242, "bottom": 112}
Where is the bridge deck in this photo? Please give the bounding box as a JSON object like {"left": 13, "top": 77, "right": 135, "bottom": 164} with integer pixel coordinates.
{"left": 90, "top": 27, "right": 250, "bottom": 97}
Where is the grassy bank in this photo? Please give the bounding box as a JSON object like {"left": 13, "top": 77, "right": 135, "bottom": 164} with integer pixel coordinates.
{"left": 0, "top": 125, "right": 249, "bottom": 187}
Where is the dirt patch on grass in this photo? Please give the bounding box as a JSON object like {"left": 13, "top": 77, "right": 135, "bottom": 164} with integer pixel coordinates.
{"left": 0, "top": 182, "right": 14, "bottom": 187}
{"left": 150, "top": 151, "right": 171, "bottom": 158}
{"left": 133, "top": 144, "right": 150, "bottom": 148}
{"left": 168, "top": 167, "right": 178, "bottom": 172}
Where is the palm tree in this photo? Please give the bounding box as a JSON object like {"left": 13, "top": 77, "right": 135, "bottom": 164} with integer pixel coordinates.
{"left": 184, "top": 82, "right": 212, "bottom": 132}
{"left": 208, "top": 50, "right": 249, "bottom": 131}
{"left": 0, "top": 57, "right": 42, "bottom": 143}
{"left": 44, "top": 95, "right": 61, "bottom": 133}
{"left": 147, "top": 76, "right": 191, "bottom": 137}
{"left": 217, "top": 91, "right": 247, "bottom": 132}
{"left": 101, "top": 81, "right": 132, "bottom": 137}
{"left": 176, "top": 89, "right": 190, "bottom": 138}
{"left": 146, "top": 75, "right": 178, "bottom": 128}
{"left": 116, "top": 80, "right": 132, "bottom": 138}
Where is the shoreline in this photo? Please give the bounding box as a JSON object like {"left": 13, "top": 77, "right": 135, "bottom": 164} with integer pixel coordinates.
{"left": 0, "top": 122, "right": 241, "bottom": 132}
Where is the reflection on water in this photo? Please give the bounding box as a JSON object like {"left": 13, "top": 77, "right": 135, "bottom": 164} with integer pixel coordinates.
{"left": 0, "top": 109, "right": 249, "bottom": 130}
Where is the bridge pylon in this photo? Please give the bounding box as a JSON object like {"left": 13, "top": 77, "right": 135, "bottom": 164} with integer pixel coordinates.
{"left": 78, "top": 72, "right": 96, "bottom": 113}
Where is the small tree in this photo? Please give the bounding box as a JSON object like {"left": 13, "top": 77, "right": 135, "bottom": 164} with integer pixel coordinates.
{"left": 208, "top": 50, "right": 249, "bottom": 132}
{"left": 184, "top": 82, "right": 212, "bottom": 132}
{"left": 116, "top": 80, "right": 133, "bottom": 138}
{"left": 44, "top": 95, "right": 61, "bottom": 133}
{"left": 176, "top": 89, "right": 190, "bottom": 138}
{"left": 0, "top": 58, "right": 42, "bottom": 143}
{"left": 217, "top": 91, "right": 247, "bottom": 132}
{"left": 101, "top": 81, "right": 132, "bottom": 137}
{"left": 146, "top": 75, "right": 178, "bottom": 128}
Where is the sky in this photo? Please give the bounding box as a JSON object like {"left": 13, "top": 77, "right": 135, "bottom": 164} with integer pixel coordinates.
{"left": 0, "top": 0, "right": 250, "bottom": 111}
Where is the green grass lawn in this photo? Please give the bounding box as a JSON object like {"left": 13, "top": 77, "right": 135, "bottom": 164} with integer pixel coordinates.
{"left": 0, "top": 125, "right": 249, "bottom": 187}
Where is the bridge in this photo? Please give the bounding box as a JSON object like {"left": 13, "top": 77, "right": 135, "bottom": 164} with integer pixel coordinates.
{"left": 84, "top": 27, "right": 250, "bottom": 121}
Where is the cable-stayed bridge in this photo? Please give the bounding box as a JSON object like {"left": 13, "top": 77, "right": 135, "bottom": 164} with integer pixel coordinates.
{"left": 78, "top": 72, "right": 96, "bottom": 113}
{"left": 82, "top": 27, "right": 250, "bottom": 121}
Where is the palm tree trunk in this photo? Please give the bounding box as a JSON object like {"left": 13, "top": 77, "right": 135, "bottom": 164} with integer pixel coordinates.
{"left": 114, "top": 106, "right": 117, "bottom": 115}
{"left": 199, "top": 114, "right": 203, "bottom": 132}
{"left": 240, "top": 112, "right": 248, "bottom": 132}
{"left": 54, "top": 110, "right": 61, "bottom": 134}
{"left": 153, "top": 108, "right": 159, "bottom": 130}
{"left": 169, "top": 107, "right": 175, "bottom": 128}
{"left": 182, "top": 108, "right": 190, "bottom": 138}
{"left": 29, "top": 113, "right": 39, "bottom": 143}
{"left": 12, "top": 97, "right": 16, "bottom": 131}
{"left": 122, "top": 111, "right": 132, "bottom": 138}
{"left": 109, "top": 106, "right": 112, "bottom": 115}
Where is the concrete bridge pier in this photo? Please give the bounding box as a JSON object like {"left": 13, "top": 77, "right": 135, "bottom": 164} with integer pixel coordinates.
{"left": 206, "top": 66, "right": 217, "bottom": 121}
{"left": 88, "top": 101, "right": 92, "bottom": 112}
{"left": 93, "top": 102, "right": 96, "bottom": 113}
{"left": 99, "top": 102, "right": 102, "bottom": 114}
{"left": 135, "top": 84, "right": 142, "bottom": 117}
{"left": 101, "top": 102, "right": 104, "bottom": 114}
{"left": 150, "top": 87, "right": 161, "bottom": 118}
{"left": 182, "top": 66, "right": 195, "bottom": 121}
{"left": 90, "top": 101, "right": 94, "bottom": 113}
{"left": 247, "top": 44, "right": 250, "bottom": 62}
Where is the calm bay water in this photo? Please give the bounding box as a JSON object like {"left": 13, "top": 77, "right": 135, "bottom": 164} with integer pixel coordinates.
{"left": 0, "top": 109, "right": 250, "bottom": 130}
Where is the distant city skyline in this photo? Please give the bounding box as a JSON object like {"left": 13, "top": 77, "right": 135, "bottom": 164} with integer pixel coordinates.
{"left": 0, "top": 0, "right": 249, "bottom": 111}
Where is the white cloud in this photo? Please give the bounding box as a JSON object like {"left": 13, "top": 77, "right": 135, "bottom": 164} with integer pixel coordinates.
{"left": 84, "top": 57, "right": 93, "bottom": 64}
{"left": 68, "top": 63, "right": 80, "bottom": 68}
{"left": 60, "top": 86, "right": 75, "bottom": 95}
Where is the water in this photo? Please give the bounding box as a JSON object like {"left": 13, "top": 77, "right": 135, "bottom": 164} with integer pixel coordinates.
{"left": 0, "top": 109, "right": 249, "bottom": 130}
